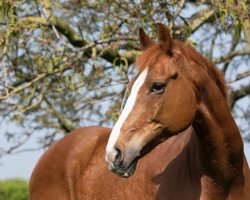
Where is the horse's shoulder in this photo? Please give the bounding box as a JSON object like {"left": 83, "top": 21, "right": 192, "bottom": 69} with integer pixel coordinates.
{"left": 30, "top": 127, "right": 110, "bottom": 183}
{"left": 64, "top": 126, "right": 111, "bottom": 162}
{"left": 38, "top": 126, "right": 111, "bottom": 163}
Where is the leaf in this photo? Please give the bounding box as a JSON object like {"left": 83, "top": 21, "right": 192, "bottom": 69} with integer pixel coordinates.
{"left": 48, "top": 62, "right": 54, "bottom": 74}
{"left": 235, "top": 22, "right": 242, "bottom": 41}
{"left": 65, "top": 75, "right": 70, "bottom": 88}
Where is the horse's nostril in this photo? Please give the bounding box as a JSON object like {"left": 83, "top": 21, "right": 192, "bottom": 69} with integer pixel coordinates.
{"left": 114, "top": 148, "right": 122, "bottom": 166}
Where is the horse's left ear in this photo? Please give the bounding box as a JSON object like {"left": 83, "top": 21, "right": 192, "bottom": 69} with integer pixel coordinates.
{"left": 139, "top": 28, "right": 154, "bottom": 50}
{"left": 157, "top": 23, "right": 173, "bottom": 56}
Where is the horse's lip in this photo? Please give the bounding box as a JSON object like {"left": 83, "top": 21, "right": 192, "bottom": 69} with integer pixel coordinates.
{"left": 109, "top": 158, "right": 138, "bottom": 178}
{"left": 120, "top": 158, "right": 138, "bottom": 178}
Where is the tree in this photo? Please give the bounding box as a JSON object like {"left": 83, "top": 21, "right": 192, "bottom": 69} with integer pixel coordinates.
{"left": 0, "top": 0, "right": 249, "bottom": 156}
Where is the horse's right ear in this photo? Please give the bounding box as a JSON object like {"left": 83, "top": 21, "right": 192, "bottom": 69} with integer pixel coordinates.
{"left": 139, "top": 28, "right": 154, "bottom": 50}
{"left": 157, "top": 23, "right": 173, "bottom": 56}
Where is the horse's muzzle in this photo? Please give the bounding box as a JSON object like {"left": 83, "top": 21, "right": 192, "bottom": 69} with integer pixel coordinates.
{"left": 106, "top": 148, "right": 139, "bottom": 178}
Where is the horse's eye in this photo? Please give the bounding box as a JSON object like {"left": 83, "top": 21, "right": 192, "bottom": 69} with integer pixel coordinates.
{"left": 150, "top": 82, "right": 166, "bottom": 94}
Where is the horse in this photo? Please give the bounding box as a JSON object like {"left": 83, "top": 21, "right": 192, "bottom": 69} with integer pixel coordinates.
{"left": 29, "top": 23, "right": 250, "bottom": 200}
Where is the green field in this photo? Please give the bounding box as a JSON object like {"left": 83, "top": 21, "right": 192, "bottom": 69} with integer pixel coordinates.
{"left": 0, "top": 179, "right": 28, "bottom": 200}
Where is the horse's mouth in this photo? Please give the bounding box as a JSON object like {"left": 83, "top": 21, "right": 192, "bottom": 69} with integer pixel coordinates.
{"left": 108, "top": 158, "right": 138, "bottom": 178}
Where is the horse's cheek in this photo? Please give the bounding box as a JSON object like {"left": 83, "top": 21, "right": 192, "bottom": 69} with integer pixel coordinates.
{"left": 159, "top": 81, "right": 196, "bottom": 133}
{"left": 156, "top": 82, "right": 181, "bottom": 130}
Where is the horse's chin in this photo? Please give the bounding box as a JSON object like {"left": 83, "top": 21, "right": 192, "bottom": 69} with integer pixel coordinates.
{"left": 110, "top": 158, "right": 138, "bottom": 178}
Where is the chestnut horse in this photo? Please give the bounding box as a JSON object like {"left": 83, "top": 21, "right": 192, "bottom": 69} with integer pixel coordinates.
{"left": 30, "top": 23, "right": 250, "bottom": 200}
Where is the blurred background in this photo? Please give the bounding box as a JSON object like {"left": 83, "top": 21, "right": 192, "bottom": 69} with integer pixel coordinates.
{"left": 0, "top": 0, "right": 249, "bottom": 199}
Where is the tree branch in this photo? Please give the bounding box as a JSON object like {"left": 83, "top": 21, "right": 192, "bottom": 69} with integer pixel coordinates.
{"left": 189, "top": 8, "right": 215, "bottom": 34}
{"left": 173, "top": 7, "right": 215, "bottom": 39}
{"left": 37, "top": 1, "right": 139, "bottom": 66}
{"left": 44, "top": 98, "right": 77, "bottom": 133}
{"left": 229, "top": 70, "right": 250, "bottom": 83}
{"left": 0, "top": 73, "right": 46, "bottom": 100}
{"left": 0, "top": 66, "right": 70, "bottom": 100}
{"left": 213, "top": 49, "right": 250, "bottom": 64}
{"left": 231, "top": 85, "right": 250, "bottom": 108}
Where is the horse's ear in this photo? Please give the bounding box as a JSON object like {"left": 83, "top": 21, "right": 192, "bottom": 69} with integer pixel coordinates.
{"left": 139, "top": 28, "right": 154, "bottom": 50}
{"left": 157, "top": 23, "right": 173, "bottom": 56}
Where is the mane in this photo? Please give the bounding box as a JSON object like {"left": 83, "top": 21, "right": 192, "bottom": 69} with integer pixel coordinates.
{"left": 136, "top": 41, "right": 228, "bottom": 101}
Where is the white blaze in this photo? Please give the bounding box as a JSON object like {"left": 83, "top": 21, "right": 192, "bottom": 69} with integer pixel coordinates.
{"left": 106, "top": 68, "right": 149, "bottom": 153}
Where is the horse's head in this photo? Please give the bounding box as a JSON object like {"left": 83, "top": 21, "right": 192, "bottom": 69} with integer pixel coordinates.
{"left": 105, "top": 23, "right": 198, "bottom": 177}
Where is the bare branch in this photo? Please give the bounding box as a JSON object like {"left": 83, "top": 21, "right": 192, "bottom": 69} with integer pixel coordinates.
{"left": 189, "top": 8, "right": 215, "bottom": 33}
{"left": 173, "top": 7, "right": 215, "bottom": 40}
{"left": 39, "top": 0, "right": 88, "bottom": 47}
{"left": 213, "top": 49, "right": 250, "bottom": 64}
{"left": 4, "top": 133, "right": 32, "bottom": 154}
{"left": 0, "top": 73, "right": 46, "bottom": 100}
{"left": 231, "top": 85, "right": 250, "bottom": 108}
{"left": 229, "top": 70, "right": 250, "bottom": 83}
{"left": 44, "top": 98, "right": 77, "bottom": 133}
{"left": 236, "top": 70, "right": 250, "bottom": 81}
{"left": 222, "top": 33, "right": 239, "bottom": 72}
{"left": 173, "top": 0, "right": 186, "bottom": 19}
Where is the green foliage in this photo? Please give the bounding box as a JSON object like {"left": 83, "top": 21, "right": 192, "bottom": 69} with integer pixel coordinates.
{"left": 217, "top": 0, "right": 249, "bottom": 40}
{"left": 0, "top": 179, "right": 29, "bottom": 200}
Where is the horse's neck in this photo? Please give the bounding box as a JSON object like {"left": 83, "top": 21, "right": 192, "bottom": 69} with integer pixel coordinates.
{"left": 192, "top": 77, "right": 244, "bottom": 188}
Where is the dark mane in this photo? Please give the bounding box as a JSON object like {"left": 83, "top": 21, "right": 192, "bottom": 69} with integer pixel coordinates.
{"left": 136, "top": 41, "right": 228, "bottom": 100}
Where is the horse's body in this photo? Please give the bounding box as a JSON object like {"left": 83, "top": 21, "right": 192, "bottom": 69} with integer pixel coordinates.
{"left": 30, "top": 126, "right": 250, "bottom": 200}
{"left": 30, "top": 24, "right": 250, "bottom": 199}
